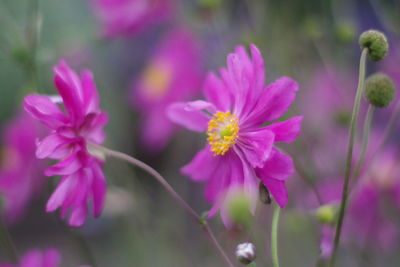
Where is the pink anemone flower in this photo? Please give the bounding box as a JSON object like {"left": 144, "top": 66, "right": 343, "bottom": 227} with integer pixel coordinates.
{"left": 91, "top": 0, "right": 173, "bottom": 38}
{"left": 24, "top": 60, "right": 108, "bottom": 227}
{"left": 131, "top": 28, "right": 203, "bottom": 151}
{"left": 0, "top": 248, "right": 60, "bottom": 267}
{"left": 168, "top": 44, "right": 302, "bottom": 222}
{"left": 0, "top": 112, "right": 44, "bottom": 223}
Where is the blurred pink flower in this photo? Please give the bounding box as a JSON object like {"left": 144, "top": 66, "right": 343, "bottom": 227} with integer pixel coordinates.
{"left": 24, "top": 60, "right": 108, "bottom": 227}
{"left": 131, "top": 28, "right": 203, "bottom": 151}
{"left": 0, "top": 248, "right": 60, "bottom": 267}
{"left": 91, "top": 0, "right": 173, "bottom": 37}
{"left": 0, "top": 112, "right": 44, "bottom": 223}
{"left": 168, "top": 44, "right": 302, "bottom": 222}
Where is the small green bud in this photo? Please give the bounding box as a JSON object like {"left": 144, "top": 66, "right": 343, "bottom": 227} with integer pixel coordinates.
{"left": 228, "top": 194, "right": 252, "bottom": 226}
{"left": 316, "top": 204, "right": 338, "bottom": 225}
{"left": 236, "top": 242, "right": 256, "bottom": 265}
{"left": 359, "top": 30, "right": 388, "bottom": 61}
{"left": 335, "top": 22, "right": 356, "bottom": 44}
{"left": 334, "top": 110, "right": 351, "bottom": 127}
{"left": 365, "top": 73, "right": 396, "bottom": 107}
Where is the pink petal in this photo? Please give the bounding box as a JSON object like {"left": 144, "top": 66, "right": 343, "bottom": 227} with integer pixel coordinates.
{"left": 242, "top": 77, "right": 299, "bottom": 128}
{"left": 24, "top": 94, "right": 68, "bottom": 129}
{"left": 266, "top": 116, "right": 303, "bottom": 143}
{"left": 36, "top": 133, "right": 69, "bottom": 159}
{"left": 68, "top": 205, "right": 88, "bottom": 227}
{"left": 43, "top": 249, "right": 61, "bottom": 267}
{"left": 167, "top": 102, "right": 211, "bottom": 132}
{"left": 257, "top": 148, "right": 294, "bottom": 180}
{"left": 203, "top": 73, "right": 232, "bottom": 111}
{"left": 237, "top": 128, "right": 275, "bottom": 168}
{"left": 181, "top": 145, "right": 218, "bottom": 181}
{"left": 46, "top": 176, "right": 75, "bottom": 212}
{"left": 44, "top": 152, "right": 82, "bottom": 177}
{"left": 81, "top": 70, "right": 100, "bottom": 114}
{"left": 259, "top": 178, "right": 288, "bottom": 208}
{"left": 91, "top": 161, "right": 106, "bottom": 217}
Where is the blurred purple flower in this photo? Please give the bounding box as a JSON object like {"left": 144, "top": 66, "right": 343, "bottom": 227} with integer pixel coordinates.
{"left": 24, "top": 60, "right": 108, "bottom": 227}
{"left": 0, "top": 248, "right": 60, "bottom": 267}
{"left": 0, "top": 112, "right": 44, "bottom": 223}
{"left": 168, "top": 44, "right": 302, "bottom": 222}
{"left": 131, "top": 28, "right": 203, "bottom": 151}
{"left": 91, "top": 0, "right": 173, "bottom": 38}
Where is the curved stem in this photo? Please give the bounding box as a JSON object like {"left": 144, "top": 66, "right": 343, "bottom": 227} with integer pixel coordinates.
{"left": 91, "top": 144, "right": 235, "bottom": 267}
{"left": 351, "top": 105, "right": 375, "bottom": 184}
{"left": 271, "top": 205, "right": 280, "bottom": 267}
{"left": 0, "top": 217, "right": 18, "bottom": 264}
{"left": 329, "top": 48, "right": 368, "bottom": 267}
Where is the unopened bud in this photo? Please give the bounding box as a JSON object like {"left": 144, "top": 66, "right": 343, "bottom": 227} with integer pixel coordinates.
{"left": 228, "top": 194, "right": 252, "bottom": 226}
{"left": 365, "top": 73, "right": 396, "bottom": 107}
{"left": 316, "top": 204, "right": 338, "bottom": 225}
{"left": 359, "top": 30, "right": 388, "bottom": 61}
{"left": 259, "top": 183, "right": 271, "bottom": 204}
{"left": 335, "top": 22, "right": 356, "bottom": 43}
{"left": 236, "top": 242, "right": 256, "bottom": 265}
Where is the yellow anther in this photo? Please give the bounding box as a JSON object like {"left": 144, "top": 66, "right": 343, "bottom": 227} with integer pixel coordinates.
{"left": 142, "top": 61, "right": 172, "bottom": 99}
{"left": 207, "top": 111, "right": 239, "bottom": 156}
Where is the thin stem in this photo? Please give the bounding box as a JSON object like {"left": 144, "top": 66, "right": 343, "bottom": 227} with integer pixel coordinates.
{"left": 271, "top": 205, "right": 280, "bottom": 267}
{"left": 27, "top": 0, "right": 40, "bottom": 92}
{"left": 0, "top": 217, "right": 18, "bottom": 264}
{"left": 351, "top": 105, "right": 375, "bottom": 184}
{"left": 91, "top": 144, "right": 235, "bottom": 267}
{"left": 329, "top": 48, "right": 368, "bottom": 267}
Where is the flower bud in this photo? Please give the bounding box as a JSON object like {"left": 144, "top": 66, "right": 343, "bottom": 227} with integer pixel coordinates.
{"left": 236, "top": 242, "right": 256, "bottom": 265}
{"left": 316, "top": 204, "right": 338, "bottom": 225}
{"left": 365, "top": 73, "right": 396, "bottom": 107}
{"left": 227, "top": 193, "right": 252, "bottom": 226}
{"left": 359, "top": 30, "right": 388, "bottom": 61}
{"left": 335, "top": 22, "right": 356, "bottom": 44}
{"left": 259, "top": 183, "right": 271, "bottom": 204}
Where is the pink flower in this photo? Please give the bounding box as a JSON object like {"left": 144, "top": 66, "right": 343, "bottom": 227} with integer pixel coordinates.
{"left": 167, "top": 44, "right": 302, "bottom": 221}
{"left": 91, "top": 0, "right": 173, "bottom": 38}
{"left": 24, "top": 60, "right": 108, "bottom": 227}
{"left": 131, "top": 28, "right": 203, "bottom": 151}
{"left": 0, "top": 112, "right": 44, "bottom": 223}
{"left": 0, "top": 248, "right": 60, "bottom": 267}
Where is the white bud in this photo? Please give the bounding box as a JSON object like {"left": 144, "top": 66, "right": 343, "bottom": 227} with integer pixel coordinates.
{"left": 236, "top": 242, "right": 256, "bottom": 265}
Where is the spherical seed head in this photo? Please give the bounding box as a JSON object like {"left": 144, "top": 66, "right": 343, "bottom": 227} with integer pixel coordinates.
{"left": 316, "top": 204, "right": 338, "bottom": 225}
{"left": 236, "top": 242, "right": 256, "bottom": 265}
{"left": 365, "top": 73, "right": 396, "bottom": 107}
{"left": 359, "top": 30, "right": 388, "bottom": 61}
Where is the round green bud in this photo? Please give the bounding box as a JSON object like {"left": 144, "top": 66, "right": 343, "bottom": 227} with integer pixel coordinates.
{"left": 335, "top": 22, "right": 356, "bottom": 44}
{"left": 236, "top": 242, "right": 256, "bottom": 265}
{"left": 365, "top": 73, "right": 396, "bottom": 107}
{"left": 316, "top": 204, "right": 338, "bottom": 225}
{"left": 228, "top": 194, "right": 252, "bottom": 226}
{"left": 359, "top": 30, "right": 388, "bottom": 61}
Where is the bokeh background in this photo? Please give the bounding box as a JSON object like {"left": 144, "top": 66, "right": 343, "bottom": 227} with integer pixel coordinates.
{"left": 0, "top": 0, "right": 400, "bottom": 266}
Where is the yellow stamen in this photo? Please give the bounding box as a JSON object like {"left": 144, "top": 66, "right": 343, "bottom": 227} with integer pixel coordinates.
{"left": 207, "top": 111, "right": 239, "bottom": 156}
{"left": 142, "top": 61, "right": 172, "bottom": 99}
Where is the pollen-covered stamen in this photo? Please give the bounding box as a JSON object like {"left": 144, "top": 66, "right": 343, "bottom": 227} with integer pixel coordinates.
{"left": 207, "top": 111, "right": 239, "bottom": 156}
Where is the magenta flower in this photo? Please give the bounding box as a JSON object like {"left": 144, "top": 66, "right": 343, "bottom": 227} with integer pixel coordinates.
{"left": 168, "top": 44, "right": 302, "bottom": 220}
{"left": 131, "top": 28, "right": 203, "bottom": 151}
{"left": 91, "top": 0, "right": 173, "bottom": 38}
{"left": 24, "top": 60, "right": 108, "bottom": 227}
{"left": 0, "top": 112, "right": 44, "bottom": 222}
{"left": 0, "top": 248, "right": 60, "bottom": 267}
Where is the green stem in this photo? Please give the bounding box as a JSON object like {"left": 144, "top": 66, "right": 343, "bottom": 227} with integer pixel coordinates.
{"left": 0, "top": 218, "right": 18, "bottom": 264}
{"left": 329, "top": 47, "right": 368, "bottom": 267}
{"left": 351, "top": 105, "right": 375, "bottom": 184}
{"left": 271, "top": 205, "right": 281, "bottom": 267}
{"left": 91, "top": 144, "right": 235, "bottom": 267}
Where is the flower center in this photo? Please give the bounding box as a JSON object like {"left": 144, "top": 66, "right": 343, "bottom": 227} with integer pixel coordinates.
{"left": 207, "top": 111, "right": 239, "bottom": 156}
{"left": 142, "top": 61, "right": 172, "bottom": 99}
